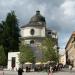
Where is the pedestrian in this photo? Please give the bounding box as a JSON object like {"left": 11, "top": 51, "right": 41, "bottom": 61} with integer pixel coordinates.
{"left": 69, "top": 65, "right": 72, "bottom": 71}
{"left": 48, "top": 66, "right": 53, "bottom": 75}
{"left": 18, "top": 67, "right": 24, "bottom": 75}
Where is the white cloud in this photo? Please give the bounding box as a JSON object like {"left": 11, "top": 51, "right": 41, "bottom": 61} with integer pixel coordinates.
{"left": 0, "top": 0, "right": 75, "bottom": 50}
{"left": 61, "top": 0, "right": 75, "bottom": 17}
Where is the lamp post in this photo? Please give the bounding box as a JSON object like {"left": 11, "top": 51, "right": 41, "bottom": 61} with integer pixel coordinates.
{"left": 32, "top": 56, "right": 36, "bottom": 70}
{"left": 57, "top": 46, "right": 59, "bottom": 63}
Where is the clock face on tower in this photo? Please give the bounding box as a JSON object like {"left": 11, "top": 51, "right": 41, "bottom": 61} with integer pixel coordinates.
{"left": 30, "top": 29, "right": 35, "bottom": 35}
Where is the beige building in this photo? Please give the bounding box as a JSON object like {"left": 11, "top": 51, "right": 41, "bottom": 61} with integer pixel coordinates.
{"left": 59, "top": 54, "right": 66, "bottom": 65}
{"left": 65, "top": 32, "right": 75, "bottom": 67}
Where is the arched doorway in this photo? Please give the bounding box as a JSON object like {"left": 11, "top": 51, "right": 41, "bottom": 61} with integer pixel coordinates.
{"left": 30, "top": 40, "right": 34, "bottom": 44}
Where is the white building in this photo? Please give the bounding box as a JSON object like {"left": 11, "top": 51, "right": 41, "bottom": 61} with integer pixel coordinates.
{"left": 7, "top": 11, "right": 58, "bottom": 70}
{"left": 7, "top": 52, "right": 20, "bottom": 70}
{"left": 20, "top": 11, "right": 57, "bottom": 44}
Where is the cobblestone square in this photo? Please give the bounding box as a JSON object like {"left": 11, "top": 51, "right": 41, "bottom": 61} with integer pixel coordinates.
{"left": 0, "top": 70, "right": 75, "bottom": 75}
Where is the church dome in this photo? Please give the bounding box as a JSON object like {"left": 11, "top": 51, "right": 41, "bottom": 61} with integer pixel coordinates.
{"left": 30, "top": 11, "right": 46, "bottom": 23}
{"left": 21, "top": 11, "right": 46, "bottom": 28}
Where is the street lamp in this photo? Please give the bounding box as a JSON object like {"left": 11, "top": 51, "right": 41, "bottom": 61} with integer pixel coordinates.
{"left": 32, "top": 56, "right": 36, "bottom": 69}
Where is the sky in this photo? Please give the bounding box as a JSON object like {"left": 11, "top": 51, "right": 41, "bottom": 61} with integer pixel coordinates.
{"left": 0, "top": 0, "right": 75, "bottom": 53}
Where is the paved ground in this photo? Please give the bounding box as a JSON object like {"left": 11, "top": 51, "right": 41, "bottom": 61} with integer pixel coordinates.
{"left": 0, "top": 70, "right": 75, "bottom": 75}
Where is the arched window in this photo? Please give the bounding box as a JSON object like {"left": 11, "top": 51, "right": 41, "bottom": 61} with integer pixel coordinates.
{"left": 30, "top": 29, "right": 35, "bottom": 35}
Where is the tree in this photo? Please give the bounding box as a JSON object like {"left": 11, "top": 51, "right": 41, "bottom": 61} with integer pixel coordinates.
{"left": 0, "top": 11, "right": 20, "bottom": 66}
{"left": 0, "top": 45, "right": 6, "bottom": 66}
{"left": 40, "top": 37, "right": 59, "bottom": 62}
{"left": 19, "top": 44, "right": 34, "bottom": 64}
{"left": 0, "top": 23, "right": 3, "bottom": 45}
{"left": 2, "top": 11, "right": 20, "bottom": 53}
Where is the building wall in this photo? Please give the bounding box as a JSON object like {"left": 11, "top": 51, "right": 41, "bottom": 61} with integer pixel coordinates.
{"left": 20, "top": 27, "right": 45, "bottom": 38}
{"left": 7, "top": 52, "right": 20, "bottom": 71}
{"left": 59, "top": 54, "right": 66, "bottom": 65}
{"left": 65, "top": 32, "right": 75, "bottom": 67}
{"left": 68, "top": 45, "right": 75, "bottom": 67}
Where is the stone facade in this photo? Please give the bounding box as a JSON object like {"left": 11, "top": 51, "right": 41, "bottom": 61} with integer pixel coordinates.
{"left": 65, "top": 32, "right": 75, "bottom": 67}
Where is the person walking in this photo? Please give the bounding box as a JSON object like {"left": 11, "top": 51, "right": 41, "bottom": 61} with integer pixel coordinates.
{"left": 48, "top": 66, "right": 53, "bottom": 75}
{"left": 69, "top": 64, "right": 73, "bottom": 72}
{"left": 18, "top": 67, "right": 24, "bottom": 75}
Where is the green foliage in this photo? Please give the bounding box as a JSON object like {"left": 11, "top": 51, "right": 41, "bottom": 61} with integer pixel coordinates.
{"left": 0, "top": 23, "right": 3, "bottom": 45}
{"left": 42, "top": 37, "right": 56, "bottom": 48}
{"left": 19, "top": 44, "right": 34, "bottom": 64}
{"left": 0, "top": 45, "right": 6, "bottom": 66}
{"left": 2, "top": 11, "right": 20, "bottom": 52}
{"left": 41, "top": 37, "right": 59, "bottom": 62}
{"left": 0, "top": 11, "right": 20, "bottom": 66}
{"left": 44, "top": 48, "right": 59, "bottom": 62}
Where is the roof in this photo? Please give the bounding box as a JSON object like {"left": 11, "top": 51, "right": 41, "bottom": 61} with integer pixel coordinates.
{"left": 21, "top": 22, "right": 46, "bottom": 28}
{"left": 30, "top": 10, "right": 45, "bottom": 22}
{"left": 21, "top": 10, "right": 46, "bottom": 28}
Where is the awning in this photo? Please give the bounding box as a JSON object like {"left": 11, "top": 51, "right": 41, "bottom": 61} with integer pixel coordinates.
{"left": 25, "top": 62, "right": 32, "bottom": 64}
{"left": 35, "top": 62, "right": 42, "bottom": 65}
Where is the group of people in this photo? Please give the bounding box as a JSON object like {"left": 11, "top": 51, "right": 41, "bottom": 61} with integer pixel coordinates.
{"left": 17, "top": 63, "right": 73, "bottom": 75}
{"left": 48, "top": 64, "right": 63, "bottom": 75}
{"left": 17, "top": 66, "right": 53, "bottom": 75}
{"left": 17, "top": 65, "right": 62, "bottom": 75}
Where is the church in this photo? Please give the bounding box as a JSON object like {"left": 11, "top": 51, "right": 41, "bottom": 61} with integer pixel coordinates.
{"left": 20, "top": 10, "right": 57, "bottom": 46}
{"left": 7, "top": 11, "right": 58, "bottom": 70}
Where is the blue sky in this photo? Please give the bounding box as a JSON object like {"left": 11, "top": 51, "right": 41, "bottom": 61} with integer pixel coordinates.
{"left": 0, "top": 0, "right": 75, "bottom": 52}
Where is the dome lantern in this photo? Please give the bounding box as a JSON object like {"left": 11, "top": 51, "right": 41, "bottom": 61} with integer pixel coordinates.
{"left": 30, "top": 10, "right": 46, "bottom": 23}
{"left": 36, "top": 10, "right": 40, "bottom": 15}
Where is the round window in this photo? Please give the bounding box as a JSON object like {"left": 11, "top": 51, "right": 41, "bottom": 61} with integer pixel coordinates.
{"left": 30, "top": 29, "right": 35, "bottom": 35}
